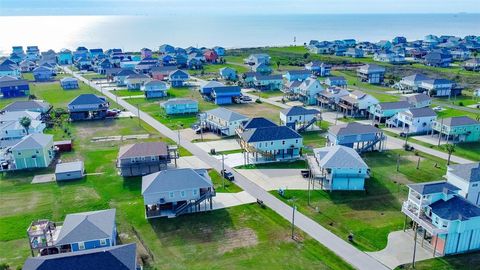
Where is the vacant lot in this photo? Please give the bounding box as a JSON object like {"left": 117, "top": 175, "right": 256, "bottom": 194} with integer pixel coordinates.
{"left": 397, "top": 251, "right": 480, "bottom": 270}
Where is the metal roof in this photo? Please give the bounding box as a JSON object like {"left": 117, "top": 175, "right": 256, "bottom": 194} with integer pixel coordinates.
{"left": 118, "top": 142, "right": 168, "bottom": 159}
{"left": 142, "top": 168, "right": 212, "bottom": 195}
{"left": 328, "top": 122, "right": 380, "bottom": 136}
{"left": 408, "top": 181, "right": 460, "bottom": 195}
{"left": 281, "top": 106, "right": 319, "bottom": 117}
{"left": 11, "top": 133, "right": 53, "bottom": 151}
{"left": 240, "top": 125, "right": 301, "bottom": 143}
{"left": 55, "top": 161, "right": 84, "bottom": 174}
{"left": 313, "top": 145, "right": 368, "bottom": 169}
{"left": 206, "top": 107, "right": 248, "bottom": 122}
{"left": 430, "top": 196, "right": 480, "bottom": 221}
{"left": 448, "top": 163, "right": 480, "bottom": 183}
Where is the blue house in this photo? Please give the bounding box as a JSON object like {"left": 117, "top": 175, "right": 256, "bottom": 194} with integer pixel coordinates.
{"left": 141, "top": 80, "right": 168, "bottom": 98}
{"left": 357, "top": 64, "right": 386, "bottom": 84}
{"left": 60, "top": 77, "right": 79, "bottom": 90}
{"left": 237, "top": 123, "right": 303, "bottom": 161}
{"left": 26, "top": 46, "right": 40, "bottom": 61}
{"left": 425, "top": 51, "right": 452, "bottom": 68}
{"left": 0, "top": 64, "right": 20, "bottom": 78}
{"left": 280, "top": 106, "right": 320, "bottom": 132}
{"left": 283, "top": 70, "right": 311, "bottom": 82}
{"left": 114, "top": 69, "right": 138, "bottom": 86}
{"left": 96, "top": 59, "right": 113, "bottom": 74}
{"left": 345, "top": 48, "right": 364, "bottom": 58}
{"left": 253, "top": 63, "right": 272, "bottom": 74}
{"left": 23, "top": 244, "right": 137, "bottom": 270}
{"left": 325, "top": 76, "right": 347, "bottom": 88}
{"left": 57, "top": 49, "right": 73, "bottom": 65}
{"left": 219, "top": 67, "right": 237, "bottom": 80}
{"left": 159, "top": 44, "right": 175, "bottom": 54}
{"left": 213, "top": 46, "right": 226, "bottom": 56}
{"left": 253, "top": 74, "right": 283, "bottom": 91}
{"left": 33, "top": 66, "right": 53, "bottom": 81}
{"left": 68, "top": 94, "right": 109, "bottom": 121}
{"left": 187, "top": 57, "right": 203, "bottom": 70}
{"left": 403, "top": 181, "right": 480, "bottom": 256}
{"left": 309, "top": 145, "right": 369, "bottom": 191}
{"left": 211, "top": 86, "right": 242, "bottom": 105}
{"left": 393, "top": 36, "right": 407, "bottom": 45}
{"left": 200, "top": 81, "right": 224, "bottom": 95}
{"left": 161, "top": 98, "right": 199, "bottom": 115}
{"left": 27, "top": 209, "right": 117, "bottom": 256}
{"left": 0, "top": 76, "right": 29, "bottom": 98}
{"left": 89, "top": 48, "right": 104, "bottom": 59}
{"left": 327, "top": 122, "right": 385, "bottom": 152}
{"left": 305, "top": 61, "right": 331, "bottom": 77}
{"left": 169, "top": 69, "right": 189, "bottom": 87}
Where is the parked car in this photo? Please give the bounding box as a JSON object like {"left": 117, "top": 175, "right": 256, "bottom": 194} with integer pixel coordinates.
{"left": 222, "top": 170, "right": 235, "bottom": 181}
{"left": 399, "top": 132, "right": 407, "bottom": 137}
{"left": 241, "top": 95, "right": 252, "bottom": 102}
{"left": 432, "top": 106, "right": 443, "bottom": 111}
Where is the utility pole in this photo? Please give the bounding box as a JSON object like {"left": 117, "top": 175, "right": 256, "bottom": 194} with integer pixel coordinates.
{"left": 412, "top": 223, "right": 418, "bottom": 268}
{"left": 221, "top": 153, "right": 225, "bottom": 190}
{"left": 437, "top": 117, "right": 444, "bottom": 146}
{"left": 291, "top": 205, "right": 297, "bottom": 240}
{"left": 136, "top": 104, "right": 141, "bottom": 126}
{"left": 396, "top": 154, "right": 400, "bottom": 172}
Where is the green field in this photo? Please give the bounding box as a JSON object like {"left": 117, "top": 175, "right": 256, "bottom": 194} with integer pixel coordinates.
{"left": 397, "top": 251, "right": 480, "bottom": 270}
{"left": 272, "top": 149, "right": 448, "bottom": 252}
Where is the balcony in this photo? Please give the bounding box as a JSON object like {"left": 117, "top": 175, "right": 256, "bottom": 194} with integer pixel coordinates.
{"left": 402, "top": 202, "right": 447, "bottom": 235}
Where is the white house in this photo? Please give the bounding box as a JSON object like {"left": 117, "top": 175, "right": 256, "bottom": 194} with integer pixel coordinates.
{"left": 421, "top": 79, "right": 454, "bottom": 97}
{"left": 279, "top": 106, "right": 320, "bottom": 132}
{"left": 446, "top": 163, "right": 480, "bottom": 206}
{"left": 203, "top": 108, "right": 249, "bottom": 136}
{"left": 338, "top": 90, "right": 379, "bottom": 117}
{"left": 387, "top": 107, "right": 437, "bottom": 134}
{"left": 0, "top": 119, "right": 45, "bottom": 141}
{"left": 402, "top": 93, "right": 432, "bottom": 108}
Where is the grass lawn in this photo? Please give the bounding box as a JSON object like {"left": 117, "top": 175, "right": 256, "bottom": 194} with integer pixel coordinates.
{"left": 236, "top": 160, "right": 307, "bottom": 170}
{"left": 0, "top": 117, "right": 354, "bottom": 269}
{"left": 249, "top": 90, "right": 285, "bottom": 99}
{"left": 435, "top": 106, "right": 480, "bottom": 120}
{"left": 112, "top": 89, "right": 145, "bottom": 97}
{"left": 396, "top": 251, "right": 480, "bottom": 270}
{"left": 82, "top": 73, "right": 107, "bottom": 80}
{"left": 208, "top": 170, "right": 242, "bottom": 193}
{"left": 272, "top": 149, "right": 448, "bottom": 252}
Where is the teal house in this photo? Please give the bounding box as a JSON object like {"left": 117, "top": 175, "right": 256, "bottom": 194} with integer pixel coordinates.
{"left": 219, "top": 67, "right": 237, "bottom": 80}
{"left": 160, "top": 98, "right": 198, "bottom": 115}
{"left": 308, "top": 145, "right": 369, "bottom": 191}
{"left": 57, "top": 49, "right": 73, "bottom": 65}
{"left": 11, "top": 133, "right": 54, "bottom": 170}
{"left": 403, "top": 181, "right": 480, "bottom": 256}
{"left": 432, "top": 116, "right": 480, "bottom": 143}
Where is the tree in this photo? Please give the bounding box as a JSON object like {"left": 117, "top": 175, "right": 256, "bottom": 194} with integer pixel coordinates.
{"left": 445, "top": 144, "right": 456, "bottom": 165}
{"left": 276, "top": 60, "right": 281, "bottom": 70}
{"left": 303, "top": 53, "right": 310, "bottom": 59}
{"left": 19, "top": 116, "right": 32, "bottom": 135}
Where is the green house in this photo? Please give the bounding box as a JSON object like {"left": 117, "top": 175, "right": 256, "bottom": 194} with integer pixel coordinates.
{"left": 432, "top": 116, "right": 480, "bottom": 143}
{"left": 11, "top": 134, "right": 55, "bottom": 170}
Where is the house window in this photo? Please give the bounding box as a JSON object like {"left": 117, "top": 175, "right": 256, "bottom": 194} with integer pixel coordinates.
{"left": 78, "top": 242, "right": 85, "bottom": 250}
{"left": 193, "top": 189, "right": 198, "bottom": 196}
{"left": 169, "top": 192, "right": 174, "bottom": 198}
{"left": 100, "top": 239, "right": 107, "bottom": 246}
{"left": 295, "top": 139, "right": 298, "bottom": 143}
{"left": 151, "top": 156, "right": 156, "bottom": 161}
{"left": 282, "top": 141, "right": 285, "bottom": 145}
{"left": 473, "top": 184, "right": 478, "bottom": 187}
{"left": 181, "top": 191, "right": 186, "bottom": 198}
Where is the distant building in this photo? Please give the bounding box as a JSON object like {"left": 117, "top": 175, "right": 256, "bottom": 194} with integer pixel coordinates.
{"left": 60, "top": 77, "right": 79, "bottom": 90}
{"left": 67, "top": 94, "right": 109, "bottom": 121}
{"left": 117, "top": 142, "right": 176, "bottom": 177}
{"left": 0, "top": 76, "right": 29, "bottom": 98}
{"left": 160, "top": 98, "right": 198, "bottom": 115}
{"left": 305, "top": 61, "right": 331, "bottom": 77}
{"left": 324, "top": 76, "right": 347, "bottom": 88}
{"left": 368, "top": 101, "right": 411, "bottom": 123}
{"left": 357, "top": 64, "right": 386, "bottom": 84}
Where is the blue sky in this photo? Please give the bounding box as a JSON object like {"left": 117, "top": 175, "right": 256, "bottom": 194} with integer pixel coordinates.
{"left": 1, "top": 0, "right": 480, "bottom": 15}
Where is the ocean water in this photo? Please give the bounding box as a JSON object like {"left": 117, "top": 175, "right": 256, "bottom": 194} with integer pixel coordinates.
{"left": 0, "top": 13, "right": 479, "bottom": 55}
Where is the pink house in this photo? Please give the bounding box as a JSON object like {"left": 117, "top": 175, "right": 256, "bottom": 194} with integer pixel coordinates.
{"left": 141, "top": 48, "right": 153, "bottom": 59}
{"left": 150, "top": 66, "right": 177, "bottom": 81}
{"left": 204, "top": 50, "right": 218, "bottom": 63}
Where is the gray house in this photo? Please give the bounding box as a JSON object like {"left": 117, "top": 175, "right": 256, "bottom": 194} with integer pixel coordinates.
{"left": 67, "top": 94, "right": 109, "bottom": 121}
{"left": 117, "top": 142, "right": 177, "bottom": 177}
{"left": 327, "top": 122, "right": 385, "bottom": 152}
{"left": 141, "top": 168, "right": 215, "bottom": 218}
{"left": 55, "top": 161, "right": 85, "bottom": 181}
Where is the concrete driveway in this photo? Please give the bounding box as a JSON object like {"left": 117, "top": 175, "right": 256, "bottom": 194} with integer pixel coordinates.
{"left": 236, "top": 169, "right": 309, "bottom": 191}
{"left": 173, "top": 156, "right": 212, "bottom": 169}
{"left": 413, "top": 134, "right": 448, "bottom": 146}
{"left": 194, "top": 139, "right": 241, "bottom": 153}
{"left": 367, "top": 230, "right": 435, "bottom": 269}
{"left": 179, "top": 128, "right": 223, "bottom": 142}
{"left": 212, "top": 191, "right": 256, "bottom": 210}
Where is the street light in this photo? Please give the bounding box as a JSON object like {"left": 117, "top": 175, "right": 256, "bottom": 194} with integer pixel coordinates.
{"left": 221, "top": 153, "right": 225, "bottom": 190}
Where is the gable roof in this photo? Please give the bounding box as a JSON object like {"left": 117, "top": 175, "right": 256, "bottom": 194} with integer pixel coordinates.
{"left": 2, "top": 100, "right": 51, "bottom": 112}
{"left": 377, "top": 101, "right": 411, "bottom": 110}
{"left": 68, "top": 94, "right": 106, "bottom": 106}
{"left": 430, "top": 196, "right": 480, "bottom": 221}
{"left": 241, "top": 117, "right": 278, "bottom": 130}
{"left": 11, "top": 133, "right": 53, "bottom": 151}
{"left": 404, "top": 107, "right": 437, "bottom": 118}
{"left": 206, "top": 107, "right": 248, "bottom": 122}
{"left": 55, "top": 209, "right": 116, "bottom": 245}
{"left": 23, "top": 243, "right": 136, "bottom": 270}
{"left": 408, "top": 180, "right": 460, "bottom": 195}
{"left": 0, "top": 76, "right": 28, "bottom": 88}
{"left": 401, "top": 74, "right": 430, "bottom": 83}
{"left": 118, "top": 142, "right": 168, "bottom": 159}
{"left": 212, "top": 86, "right": 241, "bottom": 95}
{"left": 55, "top": 161, "right": 84, "bottom": 174}
{"left": 161, "top": 98, "right": 197, "bottom": 106}
{"left": 329, "top": 122, "right": 379, "bottom": 136}
{"left": 281, "top": 106, "right": 319, "bottom": 117}
{"left": 142, "top": 168, "right": 212, "bottom": 195}
{"left": 116, "top": 69, "right": 138, "bottom": 77}
{"left": 169, "top": 69, "right": 189, "bottom": 78}
{"left": 285, "top": 69, "right": 311, "bottom": 75}
{"left": 202, "top": 80, "right": 225, "bottom": 89}
{"left": 448, "top": 162, "right": 480, "bottom": 183}
{"left": 313, "top": 145, "right": 368, "bottom": 169}
{"left": 403, "top": 93, "right": 431, "bottom": 104}
{"left": 240, "top": 126, "right": 301, "bottom": 143}
{"left": 441, "top": 116, "right": 480, "bottom": 127}
{"left": 358, "top": 64, "right": 385, "bottom": 73}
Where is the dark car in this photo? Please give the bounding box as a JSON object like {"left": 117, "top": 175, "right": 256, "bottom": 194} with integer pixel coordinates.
{"left": 399, "top": 132, "right": 407, "bottom": 137}
{"left": 222, "top": 170, "right": 235, "bottom": 181}
{"left": 241, "top": 95, "right": 252, "bottom": 102}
